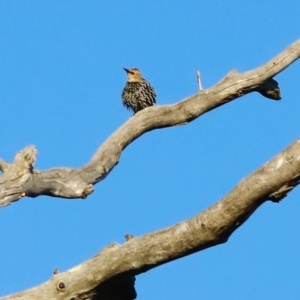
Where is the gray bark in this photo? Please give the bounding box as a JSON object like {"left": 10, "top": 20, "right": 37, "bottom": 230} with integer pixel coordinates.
{"left": 1, "top": 39, "right": 300, "bottom": 299}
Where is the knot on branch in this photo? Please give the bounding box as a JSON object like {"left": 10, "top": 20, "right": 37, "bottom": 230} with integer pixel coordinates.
{"left": 256, "top": 78, "right": 281, "bottom": 100}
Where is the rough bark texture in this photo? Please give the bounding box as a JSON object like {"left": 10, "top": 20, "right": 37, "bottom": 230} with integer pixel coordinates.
{"left": 1, "top": 40, "right": 299, "bottom": 208}
{"left": 1, "top": 40, "right": 300, "bottom": 299}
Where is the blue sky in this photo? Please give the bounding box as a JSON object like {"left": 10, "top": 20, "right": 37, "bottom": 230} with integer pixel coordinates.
{"left": 0, "top": 1, "right": 300, "bottom": 299}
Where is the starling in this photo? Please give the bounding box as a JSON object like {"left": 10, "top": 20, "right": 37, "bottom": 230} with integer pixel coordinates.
{"left": 122, "top": 68, "right": 156, "bottom": 114}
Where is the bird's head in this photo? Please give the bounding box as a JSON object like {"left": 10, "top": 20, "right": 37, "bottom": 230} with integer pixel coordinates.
{"left": 123, "top": 68, "right": 142, "bottom": 82}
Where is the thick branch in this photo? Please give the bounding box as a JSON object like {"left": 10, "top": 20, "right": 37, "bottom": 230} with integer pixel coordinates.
{"left": 3, "top": 138, "right": 300, "bottom": 299}
{"left": 0, "top": 39, "right": 299, "bottom": 207}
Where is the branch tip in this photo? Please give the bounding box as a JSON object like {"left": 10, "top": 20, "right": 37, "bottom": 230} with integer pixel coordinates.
{"left": 196, "top": 69, "right": 203, "bottom": 92}
{"left": 14, "top": 145, "right": 38, "bottom": 169}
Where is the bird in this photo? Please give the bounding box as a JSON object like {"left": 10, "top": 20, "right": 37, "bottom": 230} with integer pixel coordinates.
{"left": 122, "top": 68, "right": 156, "bottom": 114}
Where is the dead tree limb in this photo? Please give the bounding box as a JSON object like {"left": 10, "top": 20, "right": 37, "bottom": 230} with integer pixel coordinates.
{"left": 2, "top": 137, "right": 300, "bottom": 300}
{"left": 0, "top": 39, "right": 299, "bottom": 208}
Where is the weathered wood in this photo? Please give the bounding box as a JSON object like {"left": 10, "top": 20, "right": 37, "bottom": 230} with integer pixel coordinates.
{"left": 2, "top": 138, "right": 300, "bottom": 299}
{"left": 1, "top": 40, "right": 299, "bottom": 207}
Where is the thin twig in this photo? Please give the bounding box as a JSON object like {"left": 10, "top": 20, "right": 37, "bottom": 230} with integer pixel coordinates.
{"left": 196, "top": 69, "right": 203, "bottom": 92}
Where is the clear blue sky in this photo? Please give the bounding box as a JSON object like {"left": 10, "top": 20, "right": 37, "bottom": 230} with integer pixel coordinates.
{"left": 0, "top": 1, "right": 300, "bottom": 299}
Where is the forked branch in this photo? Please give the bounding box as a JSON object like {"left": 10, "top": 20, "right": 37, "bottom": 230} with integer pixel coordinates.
{"left": 0, "top": 39, "right": 299, "bottom": 207}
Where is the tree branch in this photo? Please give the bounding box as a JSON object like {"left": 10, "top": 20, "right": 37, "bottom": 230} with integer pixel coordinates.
{"left": 0, "top": 39, "right": 299, "bottom": 207}
{"left": 3, "top": 137, "right": 300, "bottom": 299}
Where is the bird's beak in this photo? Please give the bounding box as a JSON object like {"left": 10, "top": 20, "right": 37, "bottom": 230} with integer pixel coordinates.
{"left": 123, "top": 68, "right": 130, "bottom": 73}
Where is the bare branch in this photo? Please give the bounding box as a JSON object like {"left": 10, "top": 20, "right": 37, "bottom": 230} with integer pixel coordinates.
{"left": 0, "top": 39, "right": 299, "bottom": 207}
{"left": 3, "top": 137, "right": 300, "bottom": 300}
{"left": 0, "top": 147, "right": 94, "bottom": 207}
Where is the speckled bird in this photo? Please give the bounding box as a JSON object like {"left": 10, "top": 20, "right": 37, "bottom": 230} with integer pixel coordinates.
{"left": 122, "top": 68, "right": 156, "bottom": 114}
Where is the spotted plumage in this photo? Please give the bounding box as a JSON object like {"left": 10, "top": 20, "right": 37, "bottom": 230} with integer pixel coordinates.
{"left": 122, "top": 68, "right": 156, "bottom": 114}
